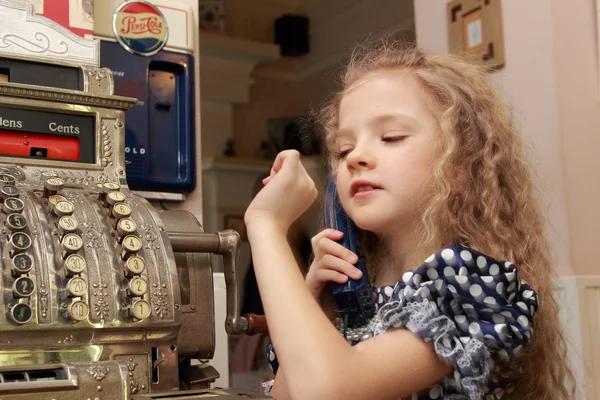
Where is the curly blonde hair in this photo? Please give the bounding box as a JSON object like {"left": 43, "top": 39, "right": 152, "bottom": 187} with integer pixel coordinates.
{"left": 317, "top": 39, "right": 576, "bottom": 399}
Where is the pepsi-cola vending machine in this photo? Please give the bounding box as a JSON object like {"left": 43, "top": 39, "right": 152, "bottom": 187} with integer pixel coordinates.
{"left": 95, "top": 0, "right": 196, "bottom": 198}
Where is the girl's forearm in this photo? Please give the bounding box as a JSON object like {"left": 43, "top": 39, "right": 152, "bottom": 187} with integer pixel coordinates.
{"left": 247, "top": 221, "right": 349, "bottom": 398}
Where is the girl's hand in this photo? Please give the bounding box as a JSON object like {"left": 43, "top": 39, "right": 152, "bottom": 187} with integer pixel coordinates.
{"left": 305, "top": 229, "right": 363, "bottom": 300}
{"left": 244, "top": 150, "right": 317, "bottom": 232}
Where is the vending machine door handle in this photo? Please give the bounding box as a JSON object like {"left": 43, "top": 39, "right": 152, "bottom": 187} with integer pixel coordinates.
{"left": 154, "top": 100, "right": 171, "bottom": 111}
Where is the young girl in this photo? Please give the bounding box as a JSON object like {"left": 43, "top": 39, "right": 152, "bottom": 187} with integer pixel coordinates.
{"left": 244, "top": 40, "right": 575, "bottom": 400}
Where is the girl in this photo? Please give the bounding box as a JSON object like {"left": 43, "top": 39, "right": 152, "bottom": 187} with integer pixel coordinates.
{"left": 244, "top": 40, "right": 575, "bottom": 399}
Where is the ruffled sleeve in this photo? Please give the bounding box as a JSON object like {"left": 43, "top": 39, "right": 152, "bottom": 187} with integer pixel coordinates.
{"left": 375, "top": 243, "right": 538, "bottom": 399}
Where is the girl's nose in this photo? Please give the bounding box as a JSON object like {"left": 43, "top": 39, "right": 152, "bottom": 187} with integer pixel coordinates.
{"left": 346, "top": 143, "right": 376, "bottom": 171}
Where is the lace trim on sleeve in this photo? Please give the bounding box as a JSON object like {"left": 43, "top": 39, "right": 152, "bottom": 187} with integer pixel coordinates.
{"left": 261, "top": 379, "right": 274, "bottom": 396}
{"left": 377, "top": 299, "right": 491, "bottom": 400}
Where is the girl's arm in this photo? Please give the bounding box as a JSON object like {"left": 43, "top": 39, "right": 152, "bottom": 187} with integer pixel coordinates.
{"left": 248, "top": 221, "right": 451, "bottom": 400}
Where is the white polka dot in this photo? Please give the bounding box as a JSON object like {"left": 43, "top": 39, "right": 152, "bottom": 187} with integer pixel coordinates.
{"left": 442, "top": 337, "right": 452, "bottom": 349}
{"left": 494, "top": 324, "right": 507, "bottom": 334}
{"left": 530, "top": 305, "right": 536, "bottom": 315}
{"left": 427, "top": 268, "right": 439, "bottom": 280}
{"left": 404, "top": 285, "right": 412, "bottom": 297}
{"left": 425, "top": 254, "right": 435, "bottom": 263}
{"left": 506, "top": 272, "right": 516, "bottom": 282}
{"left": 419, "top": 286, "right": 431, "bottom": 298}
{"left": 458, "top": 267, "right": 468, "bottom": 276}
{"left": 429, "top": 386, "right": 441, "bottom": 399}
{"left": 496, "top": 282, "right": 504, "bottom": 295}
{"left": 402, "top": 271, "right": 413, "bottom": 283}
{"left": 514, "top": 344, "right": 523, "bottom": 354}
{"left": 469, "top": 284, "right": 482, "bottom": 297}
{"left": 441, "top": 248, "right": 455, "bottom": 261}
{"left": 469, "top": 322, "right": 481, "bottom": 335}
{"left": 484, "top": 296, "right": 497, "bottom": 305}
{"left": 454, "top": 314, "right": 466, "bottom": 324}
{"left": 500, "top": 311, "right": 513, "bottom": 319}
{"left": 443, "top": 266, "right": 456, "bottom": 276}
{"left": 384, "top": 286, "right": 393, "bottom": 296}
{"left": 412, "top": 274, "right": 422, "bottom": 285}
{"left": 378, "top": 294, "right": 383, "bottom": 304}
{"left": 489, "top": 264, "right": 499, "bottom": 275}
{"left": 448, "top": 285, "right": 457, "bottom": 293}
{"left": 492, "top": 314, "right": 506, "bottom": 324}
{"left": 269, "top": 350, "right": 275, "bottom": 361}
{"left": 517, "top": 315, "right": 529, "bottom": 327}
{"left": 523, "top": 290, "right": 534, "bottom": 299}
{"left": 455, "top": 275, "right": 468, "bottom": 284}
{"left": 481, "top": 276, "right": 494, "bottom": 283}
{"left": 508, "top": 293, "right": 516, "bottom": 302}
{"left": 517, "top": 301, "right": 528, "bottom": 311}
{"left": 507, "top": 282, "right": 516, "bottom": 292}
{"left": 435, "top": 279, "right": 444, "bottom": 291}
{"left": 477, "top": 256, "right": 487, "bottom": 268}
{"left": 505, "top": 261, "right": 514, "bottom": 268}
{"left": 460, "top": 336, "right": 470, "bottom": 345}
{"left": 460, "top": 250, "right": 473, "bottom": 262}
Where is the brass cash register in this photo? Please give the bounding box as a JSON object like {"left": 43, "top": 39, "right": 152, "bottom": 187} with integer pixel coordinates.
{"left": 0, "top": 1, "right": 267, "bottom": 398}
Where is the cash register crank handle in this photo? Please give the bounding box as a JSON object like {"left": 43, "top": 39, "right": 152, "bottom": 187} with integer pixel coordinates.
{"left": 169, "top": 230, "right": 270, "bottom": 335}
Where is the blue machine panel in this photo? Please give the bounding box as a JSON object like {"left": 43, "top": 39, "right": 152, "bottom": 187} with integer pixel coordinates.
{"left": 100, "top": 40, "right": 196, "bottom": 194}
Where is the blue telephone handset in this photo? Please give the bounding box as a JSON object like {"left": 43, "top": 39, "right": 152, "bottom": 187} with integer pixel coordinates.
{"left": 324, "top": 177, "right": 376, "bottom": 331}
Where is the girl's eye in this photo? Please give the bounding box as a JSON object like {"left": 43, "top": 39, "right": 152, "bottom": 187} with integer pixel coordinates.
{"left": 334, "top": 149, "right": 352, "bottom": 160}
{"left": 382, "top": 135, "right": 407, "bottom": 142}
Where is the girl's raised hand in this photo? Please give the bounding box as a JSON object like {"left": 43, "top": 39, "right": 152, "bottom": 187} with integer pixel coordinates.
{"left": 244, "top": 150, "right": 317, "bottom": 232}
{"left": 305, "top": 229, "right": 362, "bottom": 300}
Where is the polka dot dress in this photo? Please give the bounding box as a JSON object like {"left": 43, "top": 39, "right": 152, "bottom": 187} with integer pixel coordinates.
{"left": 263, "top": 244, "right": 538, "bottom": 399}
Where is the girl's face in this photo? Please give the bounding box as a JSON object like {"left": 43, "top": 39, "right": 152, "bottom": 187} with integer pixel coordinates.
{"left": 333, "top": 69, "right": 441, "bottom": 235}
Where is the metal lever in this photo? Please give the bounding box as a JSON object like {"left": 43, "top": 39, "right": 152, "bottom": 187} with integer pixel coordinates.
{"left": 168, "top": 230, "right": 249, "bottom": 335}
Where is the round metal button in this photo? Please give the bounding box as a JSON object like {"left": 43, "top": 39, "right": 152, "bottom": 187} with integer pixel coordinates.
{"left": 107, "top": 191, "right": 126, "bottom": 206}
{"left": 102, "top": 182, "right": 120, "bottom": 193}
{"left": 0, "top": 185, "right": 19, "bottom": 199}
{"left": 130, "top": 300, "right": 151, "bottom": 320}
{"left": 9, "top": 303, "right": 32, "bottom": 325}
{"left": 111, "top": 202, "right": 131, "bottom": 219}
{"left": 65, "top": 254, "right": 86, "bottom": 276}
{"left": 68, "top": 300, "right": 89, "bottom": 321}
{"left": 128, "top": 277, "right": 148, "bottom": 297}
{"left": 6, "top": 213, "right": 27, "bottom": 232}
{"left": 117, "top": 218, "right": 137, "bottom": 236}
{"left": 12, "top": 254, "right": 33, "bottom": 276}
{"left": 125, "top": 256, "right": 145, "bottom": 277}
{"left": 44, "top": 178, "right": 64, "bottom": 191}
{"left": 3, "top": 197, "right": 24, "bottom": 214}
{"left": 13, "top": 276, "right": 35, "bottom": 298}
{"left": 48, "top": 194, "right": 67, "bottom": 206}
{"left": 58, "top": 216, "right": 78, "bottom": 235}
{"left": 67, "top": 277, "right": 87, "bottom": 297}
{"left": 122, "top": 235, "right": 142, "bottom": 253}
{"left": 0, "top": 174, "right": 16, "bottom": 185}
{"left": 9, "top": 232, "right": 31, "bottom": 253}
{"left": 54, "top": 200, "right": 75, "bottom": 217}
{"left": 61, "top": 233, "right": 83, "bottom": 254}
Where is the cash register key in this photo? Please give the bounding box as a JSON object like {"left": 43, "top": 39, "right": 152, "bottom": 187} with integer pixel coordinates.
{"left": 0, "top": 174, "right": 16, "bottom": 185}
{"left": 130, "top": 300, "right": 151, "bottom": 320}
{"left": 127, "top": 277, "right": 148, "bottom": 297}
{"left": 5, "top": 213, "right": 27, "bottom": 233}
{"left": 106, "top": 191, "right": 126, "bottom": 207}
{"left": 53, "top": 200, "right": 75, "bottom": 217}
{"left": 65, "top": 254, "right": 86, "bottom": 276}
{"left": 67, "top": 300, "right": 89, "bottom": 321}
{"left": 13, "top": 276, "right": 35, "bottom": 298}
{"left": 99, "top": 182, "right": 120, "bottom": 202}
{"left": 11, "top": 253, "right": 33, "bottom": 277}
{"left": 112, "top": 202, "right": 132, "bottom": 219}
{"left": 9, "top": 232, "right": 32, "bottom": 255}
{"left": 41, "top": 171, "right": 58, "bottom": 179}
{"left": 67, "top": 277, "right": 87, "bottom": 298}
{"left": 48, "top": 194, "right": 67, "bottom": 206}
{"left": 117, "top": 218, "right": 137, "bottom": 237}
{"left": 43, "top": 178, "right": 64, "bottom": 198}
{"left": 121, "top": 235, "right": 142, "bottom": 259}
{"left": 0, "top": 184, "right": 20, "bottom": 199}
{"left": 58, "top": 216, "right": 79, "bottom": 236}
{"left": 125, "top": 256, "right": 145, "bottom": 277}
{"left": 3, "top": 197, "right": 24, "bottom": 214}
{"left": 8, "top": 303, "right": 33, "bottom": 325}
{"left": 61, "top": 233, "right": 83, "bottom": 258}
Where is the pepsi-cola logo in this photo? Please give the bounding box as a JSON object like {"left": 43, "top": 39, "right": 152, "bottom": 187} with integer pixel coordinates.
{"left": 113, "top": 1, "right": 168, "bottom": 56}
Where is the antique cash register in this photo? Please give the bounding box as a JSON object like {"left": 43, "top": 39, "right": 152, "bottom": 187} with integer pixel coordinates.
{"left": 0, "top": 1, "right": 266, "bottom": 398}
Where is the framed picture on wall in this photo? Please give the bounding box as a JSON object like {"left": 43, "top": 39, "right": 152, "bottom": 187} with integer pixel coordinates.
{"left": 446, "top": 0, "right": 505, "bottom": 69}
